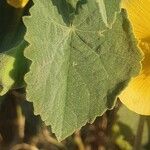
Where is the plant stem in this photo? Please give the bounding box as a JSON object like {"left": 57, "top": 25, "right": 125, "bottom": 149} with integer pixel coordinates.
{"left": 133, "top": 115, "right": 145, "bottom": 150}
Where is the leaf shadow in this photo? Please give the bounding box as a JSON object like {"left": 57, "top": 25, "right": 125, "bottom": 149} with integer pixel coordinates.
{"left": 51, "top": 0, "right": 87, "bottom": 25}
{"left": 106, "top": 80, "right": 129, "bottom": 109}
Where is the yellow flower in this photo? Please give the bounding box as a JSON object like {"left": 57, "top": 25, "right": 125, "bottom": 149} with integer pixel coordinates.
{"left": 7, "top": 0, "right": 29, "bottom": 8}
{"left": 119, "top": 0, "right": 150, "bottom": 115}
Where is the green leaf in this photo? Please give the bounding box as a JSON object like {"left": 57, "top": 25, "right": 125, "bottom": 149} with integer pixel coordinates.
{"left": 24, "top": 0, "right": 142, "bottom": 140}
{"left": 116, "top": 105, "right": 150, "bottom": 148}
{"left": 0, "top": 41, "right": 28, "bottom": 95}
{"left": 66, "top": 0, "right": 78, "bottom": 8}
{"left": 0, "top": 2, "right": 29, "bottom": 95}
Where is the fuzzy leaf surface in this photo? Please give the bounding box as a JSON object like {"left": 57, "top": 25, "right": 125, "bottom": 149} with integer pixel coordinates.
{"left": 24, "top": 0, "right": 142, "bottom": 140}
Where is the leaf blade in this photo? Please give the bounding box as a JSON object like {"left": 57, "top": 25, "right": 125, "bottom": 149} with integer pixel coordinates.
{"left": 24, "top": 0, "right": 142, "bottom": 140}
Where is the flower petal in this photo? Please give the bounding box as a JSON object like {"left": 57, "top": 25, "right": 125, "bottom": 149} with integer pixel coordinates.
{"left": 120, "top": 42, "right": 150, "bottom": 115}
{"left": 7, "top": 0, "right": 29, "bottom": 8}
{"left": 122, "top": 0, "right": 150, "bottom": 40}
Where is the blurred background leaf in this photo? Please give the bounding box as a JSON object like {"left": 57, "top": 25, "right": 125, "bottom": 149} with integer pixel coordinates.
{"left": 112, "top": 103, "right": 150, "bottom": 150}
